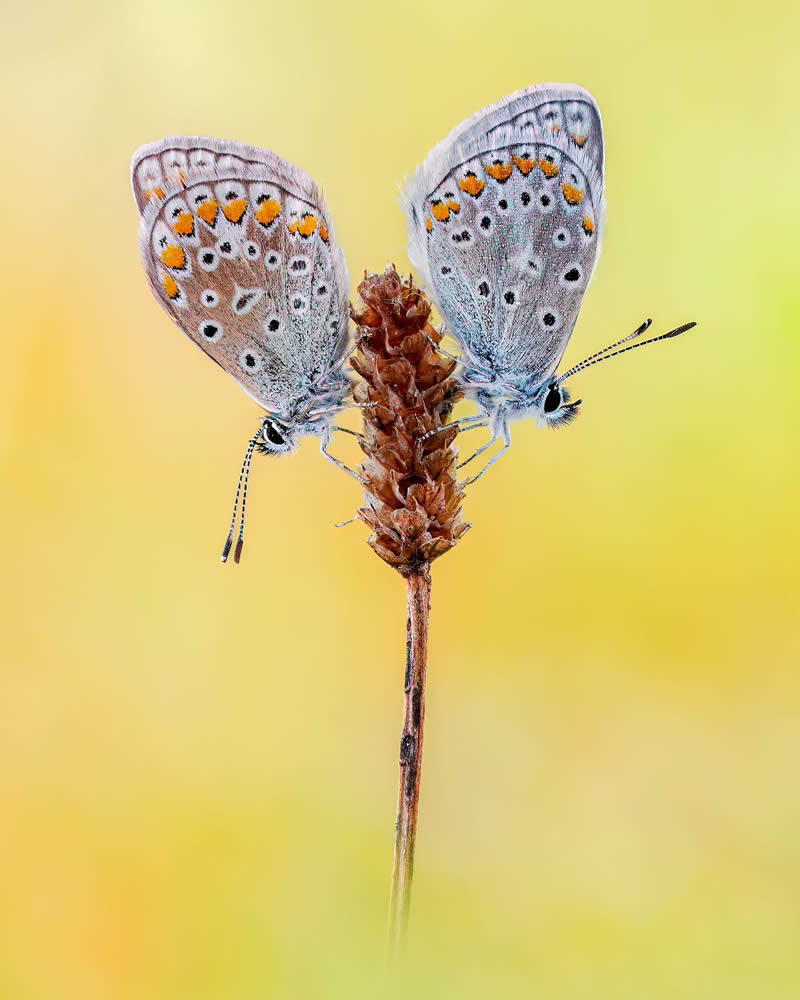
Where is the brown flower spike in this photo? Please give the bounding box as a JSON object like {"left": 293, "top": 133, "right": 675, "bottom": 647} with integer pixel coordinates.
{"left": 351, "top": 266, "right": 469, "bottom": 572}
{"left": 350, "top": 266, "right": 469, "bottom": 951}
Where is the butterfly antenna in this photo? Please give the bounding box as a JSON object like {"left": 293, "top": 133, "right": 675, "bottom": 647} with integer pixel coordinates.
{"left": 558, "top": 321, "right": 697, "bottom": 383}
{"left": 234, "top": 436, "right": 260, "bottom": 564}
{"left": 562, "top": 318, "right": 652, "bottom": 374}
{"left": 221, "top": 430, "right": 261, "bottom": 564}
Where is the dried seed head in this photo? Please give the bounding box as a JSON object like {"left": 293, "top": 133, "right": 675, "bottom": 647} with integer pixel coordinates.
{"left": 350, "top": 266, "right": 470, "bottom": 574}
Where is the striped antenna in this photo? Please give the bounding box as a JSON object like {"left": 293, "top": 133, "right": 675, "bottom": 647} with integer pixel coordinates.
{"left": 221, "top": 428, "right": 262, "bottom": 564}
{"left": 558, "top": 321, "right": 697, "bottom": 383}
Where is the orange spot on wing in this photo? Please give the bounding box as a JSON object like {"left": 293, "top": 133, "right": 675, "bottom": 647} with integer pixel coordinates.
{"left": 296, "top": 214, "right": 318, "bottom": 237}
{"left": 172, "top": 211, "right": 194, "bottom": 236}
{"left": 446, "top": 200, "right": 461, "bottom": 214}
{"left": 145, "top": 186, "right": 166, "bottom": 201}
{"left": 288, "top": 220, "right": 298, "bottom": 234}
{"left": 485, "top": 161, "right": 513, "bottom": 182}
{"left": 196, "top": 199, "right": 218, "bottom": 226}
{"left": 572, "top": 134, "right": 588, "bottom": 147}
{"left": 561, "top": 183, "right": 584, "bottom": 205}
{"left": 319, "top": 221, "right": 329, "bottom": 242}
{"left": 162, "top": 274, "right": 179, "bottom": 299}
{"left": 160, "top": 244, "right": 186, "bottom": 270}
{"left": 431, "top": 201, "right": 450, "bottom": 222}
{"left": 550, "top": 124, "right": 561, "bottom": 133}
{"left": 256, "top": 198, "right": 282, "bottom": 226}
{"left": 582, "top": 215, "right": 595, "bottom": 235}
{"left": 222, "top": 198, "right": 247, "bottom": 223}
{"left": 512, "top": 154, "right": 536, "bottom": 175}
{"left": 459, "top": 173, "right": 485, "bottom": 197}
{"left": 539, "top": 159, "right": 559, "bottom": 178}
{"left": 425, "top": 216, "right": 433, "bottom": 233}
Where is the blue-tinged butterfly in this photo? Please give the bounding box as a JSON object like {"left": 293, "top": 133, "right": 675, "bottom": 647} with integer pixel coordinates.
{"left": 131, "top": 137, "right": 362, "bottom": 562}
{"left": 402, "top": 83, "right": 696, "bottom": 480}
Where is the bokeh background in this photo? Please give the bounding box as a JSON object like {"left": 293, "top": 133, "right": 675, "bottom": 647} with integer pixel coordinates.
{"left": 2, "top": 1, "right": 798, "bottom": 997}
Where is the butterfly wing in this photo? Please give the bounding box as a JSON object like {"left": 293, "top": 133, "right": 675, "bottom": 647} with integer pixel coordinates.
{"left": 132, "top": 137, "right": 350, "bottom": 413}
{"left": 403, "top": 85, "right": 604, "bottom": 388}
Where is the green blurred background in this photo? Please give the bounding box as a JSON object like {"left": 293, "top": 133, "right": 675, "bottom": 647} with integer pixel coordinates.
{"left": 2, "top": 0, "right": 798, "bottom": 996}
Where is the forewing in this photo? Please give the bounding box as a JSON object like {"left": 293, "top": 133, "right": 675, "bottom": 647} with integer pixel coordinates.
{"left": 404, "top": 86, "right": 604, "bottom": 386}
{"left": 132, "top": 138, "right": 350, "bottom": 412}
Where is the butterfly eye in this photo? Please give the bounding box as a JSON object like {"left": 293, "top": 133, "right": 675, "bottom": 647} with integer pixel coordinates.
{"left": 543, "top": 386, "right": 562, "bottom": 413}
{"left": 263, "top": 420, "right": 286, "bottom": 447}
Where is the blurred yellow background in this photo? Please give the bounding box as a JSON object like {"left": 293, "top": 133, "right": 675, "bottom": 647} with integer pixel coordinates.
{"left": 1, "top": 0, "right": 798, "bottom": 997}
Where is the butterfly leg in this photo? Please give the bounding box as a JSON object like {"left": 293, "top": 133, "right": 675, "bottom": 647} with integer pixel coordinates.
{"left": 320, "top": 426, "right": 362, "bottom": 481}
{"left": 462, "top": 416, "right": 512, "bottom": 486}
{"left": 423, "top": 330, "right": 461, "bottom": 363}
{"left": 419, "top": 414, "right": 487, "bottom": 444}
{"left": 457, "top": 429, "right": 500, "bottom": 470}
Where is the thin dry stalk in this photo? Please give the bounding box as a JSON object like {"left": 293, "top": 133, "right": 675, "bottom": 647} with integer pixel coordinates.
{"left": 350, "top": 266, "right": 468, "bottom": 951}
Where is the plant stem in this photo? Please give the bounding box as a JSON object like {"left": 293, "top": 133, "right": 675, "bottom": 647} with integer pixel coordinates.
{"left": 388, "top": 563, "right": 432, "bottom": 954}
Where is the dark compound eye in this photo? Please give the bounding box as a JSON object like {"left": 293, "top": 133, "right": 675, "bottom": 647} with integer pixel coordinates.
{"left": 544, "top": 387, "right": 561, "bottom": 413}
{"left": 265, "top": 421, "right": 285, "bottom": 446}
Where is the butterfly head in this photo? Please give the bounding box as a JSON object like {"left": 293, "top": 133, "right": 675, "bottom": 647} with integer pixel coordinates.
{"left": 257, "top": 417, "right": 298, "bottom": 456}
{"left": 530, "top": 380, "right": 582, "bottom": 428}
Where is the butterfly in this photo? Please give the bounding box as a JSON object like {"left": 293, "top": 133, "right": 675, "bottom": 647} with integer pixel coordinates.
{"left": 131, "top": 137, "right": 361, "bottom": 562}
{"left": 402, "top": 83, "right": 696, "bottom": 481}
